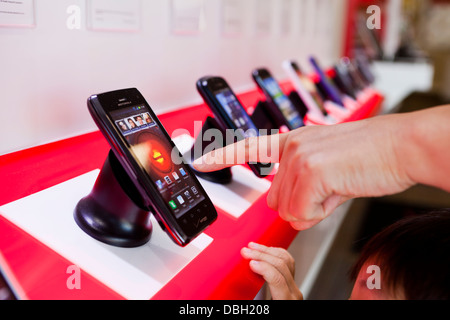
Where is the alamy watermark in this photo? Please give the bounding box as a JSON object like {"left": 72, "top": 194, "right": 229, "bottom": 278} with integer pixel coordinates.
{"left": 66, "top": 265, "right": 81, "bottom": 290}
{"left": 66, "top": 5, "right": 81, "bottom": 30}
{"left": 366, "top": 5, "right": 381, "bottom": 30}
{"left": 366, "top": 265, "right": 381, "bottom": 290}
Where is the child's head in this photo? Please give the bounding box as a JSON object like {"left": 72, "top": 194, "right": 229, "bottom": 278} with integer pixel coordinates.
{"left": 349, "top": 208, "right": 450, "bottom": 300}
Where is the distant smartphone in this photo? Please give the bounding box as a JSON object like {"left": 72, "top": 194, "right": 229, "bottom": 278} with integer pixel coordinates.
{"left": 331, "top": 64, "right": 358, "bottom": 99}
{"left": 282, "top": 60, "right": 329, "bottom": 118}
{"left": 309, "top": 56, "right": 345, "bottom": 107}
{"left": 88, "top": 88, "right": 217, "bottom": 246}
{"left": 337, "top": 58, "right": 365, "bottom": 93}
{"left": 196, "top": 76, "right": 274, "bottom": 178}
{"left": 251, "top": 68, "right": 304, "bottom": 130}
{"left": 354, "top": 54, "right": 375, "bottom": 85}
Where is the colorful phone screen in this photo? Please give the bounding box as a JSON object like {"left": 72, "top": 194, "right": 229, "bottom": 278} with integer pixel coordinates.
{"left": 109, "top": 105, "right": 205, "bottom": 219}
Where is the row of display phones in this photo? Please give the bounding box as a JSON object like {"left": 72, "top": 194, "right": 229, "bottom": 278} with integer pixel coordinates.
{"left": 87, "top": 55, "right": 375, "bottom": 247}
{"left": 282, "top": 56, "right": 375, "bottom": 124}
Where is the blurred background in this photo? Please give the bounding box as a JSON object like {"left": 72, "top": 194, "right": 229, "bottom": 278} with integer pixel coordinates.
{"left": 1, "top": 0, "right": 450, "bottom": 300}
{"left": 2, "top": 0, "right": 448, "bottom": 156}
{"left": 1, "top": 0, "right": 345, "bottom": 154}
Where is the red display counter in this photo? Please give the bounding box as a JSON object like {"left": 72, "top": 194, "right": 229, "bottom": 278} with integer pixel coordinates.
{"left": 0, "top": 81, "right": 383, "bottom": 300}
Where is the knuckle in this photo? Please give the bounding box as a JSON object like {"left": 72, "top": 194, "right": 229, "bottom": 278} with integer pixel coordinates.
{"left": 269, "top": 270, "right": 285, "bottom": 287}
{"left": 299, "top": 154, "right": 320, "bottom": 173}
{"left": 272, "top": 257, "right": 285, "bottom": 270}
{"left": 285, "top": 136, "right": 301, "bottom": 153}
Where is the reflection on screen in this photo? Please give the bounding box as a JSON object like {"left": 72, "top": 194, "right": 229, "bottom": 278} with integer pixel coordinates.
{"left": 215, "top": 88, "right": 258, "bottom": 138}
{"left": 295, "top": 70, "right": 327, "bottom": 115}
{"left": 261, "top": 77, "right": 303, "bottom": 129}
{"left": 110, "top": 105, "right": 205, "bottom": 219}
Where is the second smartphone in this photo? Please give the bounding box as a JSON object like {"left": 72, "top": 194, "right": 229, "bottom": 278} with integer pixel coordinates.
{"left": 196, "top": 76, "right": 274, "bottom": 178}
{"left": 252, "top": 68, "right": 304, "bottom": 130}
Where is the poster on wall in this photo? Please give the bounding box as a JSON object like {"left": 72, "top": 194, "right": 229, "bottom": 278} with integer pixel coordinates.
{"left": 220, "top": 0, "right": 243, "bottom": 37}
{"left": 279, "top": 0, "right": 293, "bottom": 36}
{"left": 0, "top": 0, "right": 35, "bottom": 28}
{"left": 87, "top": 0, "right": 141, "bottom": 32}
{"left": 254, "top": 0, "right": 271, "bottom": 36}
{"left": 171, "top": 0, "right": 206, "bottom": 35}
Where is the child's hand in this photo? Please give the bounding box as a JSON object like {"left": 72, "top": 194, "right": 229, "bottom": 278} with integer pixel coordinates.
{"left": 241, "top": 242, "right": 303, "bottom": 300}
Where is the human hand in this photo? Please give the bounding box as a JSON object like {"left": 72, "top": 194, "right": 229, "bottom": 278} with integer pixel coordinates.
{"left": 193, "top": 114, "right": 414, "bottom": 230}
{"left": 241, "top": 242, "right": 302, "bottom": 300}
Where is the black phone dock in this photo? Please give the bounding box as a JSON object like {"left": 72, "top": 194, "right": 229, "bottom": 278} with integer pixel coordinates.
{"left": 287, "top": 90, "right": 308, "bottom": 119}
{"left": 250, "top": 91, "right": 308, "bottom": 131}
{"left": 74, "top": 150, "right": 153, "bottom": 248}
{"left": 185, "top": 116, "right": 233, "bottom": 184}
{"left": 186, "top": 103, "right": 278, "bottom": 185}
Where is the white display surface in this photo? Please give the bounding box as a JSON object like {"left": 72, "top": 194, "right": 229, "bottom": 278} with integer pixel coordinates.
{"left": 0, "top": 170, "right": 213, "bottom": 300}
{"left": 198, "top": 166, "right": 271, "bottom": 219}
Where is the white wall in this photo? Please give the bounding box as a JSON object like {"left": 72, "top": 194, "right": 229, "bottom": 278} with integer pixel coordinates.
{"left": 0, "top": 0, "right": 346, "bottom": 155}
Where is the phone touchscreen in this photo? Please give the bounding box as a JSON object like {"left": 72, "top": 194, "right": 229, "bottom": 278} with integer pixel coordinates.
{"left": 109, "top": 105, "right": 205, "bottom": 219}
{"left": 214, "top": 87, "right": 259, "bottom": 137}
{"left": 292, "top": 64, "right": 328, "bottom": 115}
{"left": 260, "top": 77, "right": 303, "bottom": 129}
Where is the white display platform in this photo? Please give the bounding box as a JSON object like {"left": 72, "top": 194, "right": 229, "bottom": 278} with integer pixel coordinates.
{"left": 0, "top": 170, "right": 213, "bottom": 300}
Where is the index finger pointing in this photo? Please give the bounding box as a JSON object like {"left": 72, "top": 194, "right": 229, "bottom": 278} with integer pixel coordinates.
{"left": 193, "top": 132, "right": 288, "bottom": 172}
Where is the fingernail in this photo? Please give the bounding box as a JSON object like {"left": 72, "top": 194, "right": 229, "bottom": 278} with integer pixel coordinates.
{"left": 250, "top": 260, "right": 259, "bottom": 267}
{"left": 248, "top": 242, "right": 263, "bottom": 250}
{"left": 241, "top": 247, "right": 251, "bottom": 255}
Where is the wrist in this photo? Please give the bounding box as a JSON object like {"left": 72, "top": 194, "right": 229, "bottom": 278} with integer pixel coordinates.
{"left": 395, "top": 106, "right": 450, "bottom": 191}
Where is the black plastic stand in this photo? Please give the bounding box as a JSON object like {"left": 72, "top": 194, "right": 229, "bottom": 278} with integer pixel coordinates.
{"left": 287, "top": 90, "right": 309, "bottom": 119}
{"left": 250, "top": 92, "right": 309, "bottom": 130}
{"left": 185, "top": 116, "right": 233, "bottom": 184}
{"left": 74, "top": 150, "right": 153, "bottom": 248}
{"left": 186, "top": 101, "right": 284, "bottom": 184}
{"left": 250, "top": 100, "right": 279, "bottom": 131}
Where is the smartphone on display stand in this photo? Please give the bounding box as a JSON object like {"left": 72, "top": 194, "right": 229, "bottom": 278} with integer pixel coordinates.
{"left": 196, "top": 76, "right": 274, "bottom": 178}
{"left": 309, "top": 56, "right": 362, "bottom": 113}
{"left": 308, "top": 56, "right": 346, "bottom": 107}
{"left": 251, "top": 68, "right": 304, "bottom": 130}
{"left": 354, "top": 54, "right": 375, "bottom": 85}
{"left": 282, "top": 60, "right": 336, "bottom": 124}
{"left": 88, "top": 88, "right": 217, "bottom": 246}
{"left": 331, "top": 64, "right": 358, "bottom": 99}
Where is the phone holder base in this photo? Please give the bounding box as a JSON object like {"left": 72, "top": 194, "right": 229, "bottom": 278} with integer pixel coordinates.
{"left": 250, "top": 92, "right": 308, "bottom": 131}
{"left": 288, "top": 90, "right": 309, "bottom": 118}
{"left": 250, "top": 100, "right": 279, "bottom": 131}
{"left": 74, "top": 150, "right": 153, "bottom": 248}
{"left": 185, "top": 116, "right": 232, "bottom": 184}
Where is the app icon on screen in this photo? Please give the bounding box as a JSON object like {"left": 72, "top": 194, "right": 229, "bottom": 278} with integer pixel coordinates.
{"left": 168, "top": 200, "right": 177, "bottom": 209}
{"left": 164, "top": 176, "right": 172, "bottom": 184}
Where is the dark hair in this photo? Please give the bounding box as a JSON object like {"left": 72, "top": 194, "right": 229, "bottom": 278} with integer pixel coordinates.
{"left": 350, "top": 208, "right": 450, "bottom": 299}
